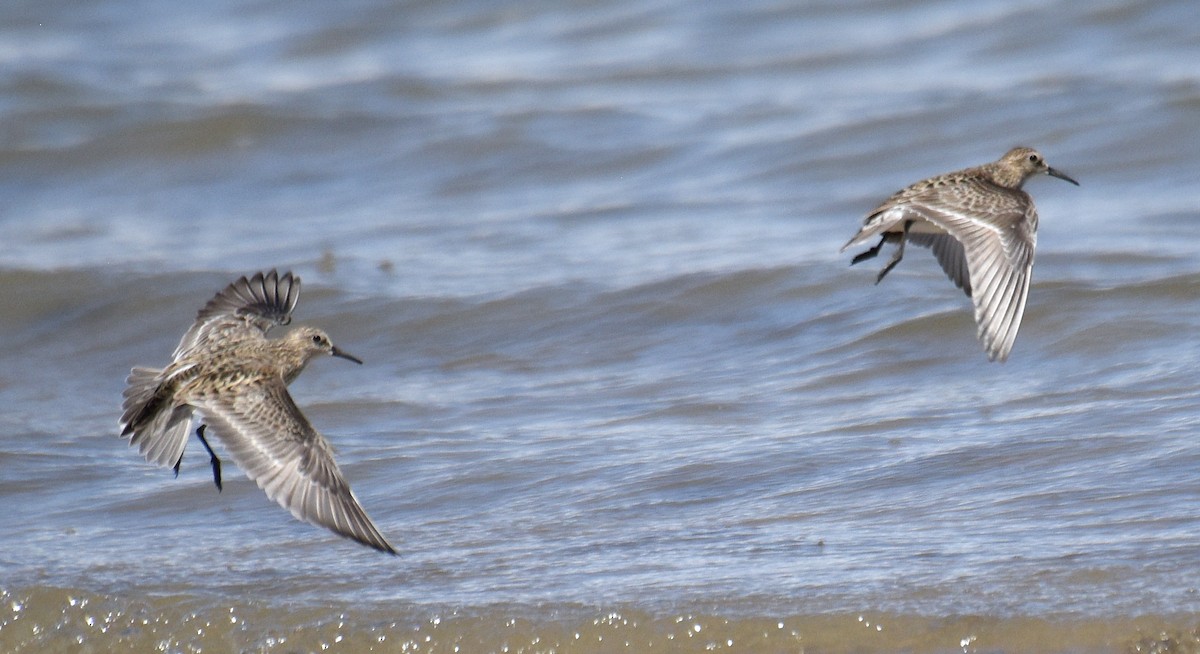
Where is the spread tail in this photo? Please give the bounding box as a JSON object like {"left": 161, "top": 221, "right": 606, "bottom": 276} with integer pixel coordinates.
{"left": 120, "top": 367, "right": 193, "bottom": 469}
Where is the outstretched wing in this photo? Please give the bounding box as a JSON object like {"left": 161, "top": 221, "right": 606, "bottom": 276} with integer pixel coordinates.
{"left": 903, "top": 181, "right": 1037, "bottom": 362}
{"left": 195, "top": 378, "right": 396, "bottom": 554}
{"left": 173, "top": 270, "right": 301, "bottom": 359}
{"left": 908, "top": 233, "right": 971, "bottom": 297}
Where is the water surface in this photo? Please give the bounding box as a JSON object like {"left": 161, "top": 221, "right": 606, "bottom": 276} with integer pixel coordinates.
{"left": 2, "top": 0, "right": 1199, "bottom": 651}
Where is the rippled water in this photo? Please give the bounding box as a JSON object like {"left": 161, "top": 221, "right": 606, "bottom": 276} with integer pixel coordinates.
{"left": 2, "top": 0, "right": 1199, "bottom": 651}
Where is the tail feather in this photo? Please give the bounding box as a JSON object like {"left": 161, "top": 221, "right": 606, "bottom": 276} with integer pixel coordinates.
{"left": 120, "top": 367, "right": 194, "bottom": 468}
{"left": 840, "top": 209, "right": 898, "bottom": 253}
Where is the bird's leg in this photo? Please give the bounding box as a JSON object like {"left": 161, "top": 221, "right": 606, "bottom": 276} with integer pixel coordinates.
{"left": 874, "top": 220, "right": 913, "bottom": 284}
{"left": 850, "top": 234, "right": 889, "bottom": 266}
{"left": 195, "top": 424, "right": 223, "bottom": 492}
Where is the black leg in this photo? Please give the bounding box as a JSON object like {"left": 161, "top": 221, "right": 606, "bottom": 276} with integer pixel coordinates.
{"left": 195, "top": 424, "right": 223, "bottom": 492}
{"left": 850, "top": 235, "right": 889, "bottom": 266}
{"left": 874, "top": 220, "right": 913, "bottom": 284}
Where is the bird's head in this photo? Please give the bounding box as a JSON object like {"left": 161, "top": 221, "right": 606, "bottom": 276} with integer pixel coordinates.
{"left": 1003, "top": 147, "right": 1079, "bottom": 187}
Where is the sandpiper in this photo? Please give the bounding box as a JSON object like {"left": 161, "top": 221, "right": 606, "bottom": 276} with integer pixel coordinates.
{"left": 119, "top": 270, "right": 396, "bottom": 554}
{"left": 841, "top": 147, "right": 1078, "bottom": 362}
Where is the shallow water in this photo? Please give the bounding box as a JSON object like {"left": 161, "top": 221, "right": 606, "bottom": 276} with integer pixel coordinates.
{"left": 2, "top": 0, "right": 1199, "bottom": 651}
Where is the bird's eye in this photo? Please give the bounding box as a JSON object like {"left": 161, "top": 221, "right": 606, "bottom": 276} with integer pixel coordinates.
{"left": 1028, "top": 153, "right": 1040, "bottom": 163}
{"left": 312, "top": 334, "right": 323, "bottom": 344}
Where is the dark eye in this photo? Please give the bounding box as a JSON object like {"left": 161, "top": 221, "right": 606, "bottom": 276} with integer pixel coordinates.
{"left": 1028, "top": 153, "right": 1040, "bottom": 163}
{"left": 312, "top": 334, "right": 323, "bottom": 344}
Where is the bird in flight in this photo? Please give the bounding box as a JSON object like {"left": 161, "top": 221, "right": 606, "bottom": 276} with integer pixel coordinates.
{"left": 120, "top": 270, "right": 396, "bottom": 554}
{"left": 842, "top": 147, "right": 1078, "bottom": 362}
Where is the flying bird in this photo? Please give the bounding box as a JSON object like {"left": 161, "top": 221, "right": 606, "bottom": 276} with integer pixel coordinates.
{"left": 842, "top": 147, "right": 1078, "bottom": 362}
{"left": 120, "top": 270, "right": 395, "bottom": 554}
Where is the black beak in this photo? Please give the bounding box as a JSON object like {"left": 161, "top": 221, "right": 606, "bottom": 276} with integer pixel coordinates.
{"left": 1047, "top": 166, "right": 1079, "bottom": 186}
{"left": 331, "top": 346, "right": 364, "bottom": 365}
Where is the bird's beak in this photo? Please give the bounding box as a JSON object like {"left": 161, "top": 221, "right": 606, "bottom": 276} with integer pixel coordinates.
{"left": 1046, "top": 166, "right": 1079, "bottom": 186}
{"left": 331, "top": 347, "right": 364, "bottom": 365}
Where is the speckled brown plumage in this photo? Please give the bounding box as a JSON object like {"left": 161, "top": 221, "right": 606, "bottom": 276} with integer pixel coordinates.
{"left": 842, "top": 147, "right": 1078, "bottom": 363}
{"left": 119, "top": 270, "right": 395, "bottom": 554}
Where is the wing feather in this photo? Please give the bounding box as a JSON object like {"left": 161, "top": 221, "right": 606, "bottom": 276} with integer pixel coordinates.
{"left": 195, "top": 380, "right": 396, "bottom": 554}
{"left": 900, "top": 182, "right": 1036, "bottom": 362}
{"left": 908, "top": 233, "right": 971, "bottom": 296}
{"left": 173, "top": 271, "right": 301, "bottom": 359}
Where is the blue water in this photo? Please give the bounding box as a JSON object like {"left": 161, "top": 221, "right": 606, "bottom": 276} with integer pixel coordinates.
{"left": 1, "top": 0, "right": 1199, "bottom": 650}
